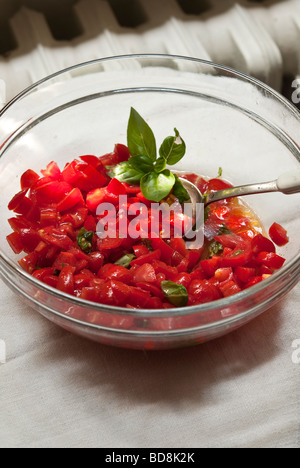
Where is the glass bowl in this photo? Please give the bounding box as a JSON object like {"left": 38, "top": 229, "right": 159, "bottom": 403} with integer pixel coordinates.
{"left": 0, "top": 54, "right": 299, "bottom": 350}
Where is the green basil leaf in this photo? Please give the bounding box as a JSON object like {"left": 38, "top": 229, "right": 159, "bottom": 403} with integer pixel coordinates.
{"left": 154, "top": 156, "right": 167, "bottom": 173}
{"left": 159, "top": 128, "right": 186, "bottom": 166}
{"left": 161, "top": 281, "right": 189, "bottom": 307}
{"left": 127, "top": 107, "right": 157, "bottom": 162}
{"left": 172, "top": 175, "right": 190, "bottom": 203}
{"left": 77, "top": 228, "right": 94, "bottom": 254}
{"left": 115, "top": 254, "right": 136, "bottom": 268}
{"left": 129, "top": 155, "right": 154, "bottom": 174}
{"left": 140, "top": 170, "right": 175, "bottom": 202}
{"left": 109, "top": 161, "right": 144, "bottom": 185}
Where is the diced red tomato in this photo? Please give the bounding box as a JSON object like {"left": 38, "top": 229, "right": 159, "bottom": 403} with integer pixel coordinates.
{"left": 57, "top": 188, "right": 85, "bottom": 212}
{"left": 255, "top": 252, "right": 286, "bottom": 270}
{"left": 7, "top": 232, "right": 23, "bottom": 254}
{"left": 8, "top": 188, "right": 29, "bottom": 211}
{"left": 41, "top": 161, "right": 61, "bottom": 180}
{"left": 189, "top": 280, "right": 221, "bottom": 304}
{"left": 219, "top": 280, "right": 241, "bottom": 298}
{"left": 269, "top": 222, "right": 289, "bottom": 247}
{"left": 252, "top": 234, "right": 276, "bottom": 254}
{"left": 133, "top": 263, "right": 157, "bottom": 283}
{"left": 130, "top": 249, "right": 161, "bottom": 266}
{"left": 57, "top": 265, "right": 75, "bottom": 295}
{"left": 38, "top": 227, "right": 73, "bottom": 250}
{"left": 21, "top": 170, "right": 40, "bottom": 190}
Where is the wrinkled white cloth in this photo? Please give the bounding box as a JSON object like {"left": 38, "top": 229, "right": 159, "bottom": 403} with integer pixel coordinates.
{"left": 0, "top": 277, "right": 299, "bottom": 448}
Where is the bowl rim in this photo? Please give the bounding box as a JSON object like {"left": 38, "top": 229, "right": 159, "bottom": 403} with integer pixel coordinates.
{"left": 0, "top": 53, "right": 299, "bottom": 323}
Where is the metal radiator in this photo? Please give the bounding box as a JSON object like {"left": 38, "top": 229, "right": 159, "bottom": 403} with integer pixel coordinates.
{"left": 0, "top": 0, "right": 300, "bottom": 108}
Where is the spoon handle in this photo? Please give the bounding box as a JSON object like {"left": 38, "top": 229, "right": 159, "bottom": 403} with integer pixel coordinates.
{"left": 206, "top": 169, "right": 300, "bottom": 205}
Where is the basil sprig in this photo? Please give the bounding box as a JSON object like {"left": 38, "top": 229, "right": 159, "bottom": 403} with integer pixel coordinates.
{"left": 161, "top": 281, "right": 189, "bottom": 308}
{"left": 109, "top": 108, "right": 189, "bottom": 203}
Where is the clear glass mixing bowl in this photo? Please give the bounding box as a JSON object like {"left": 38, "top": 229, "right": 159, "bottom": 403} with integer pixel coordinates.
{"left": 0, "top": 54, "right": 299, "bottom": 350}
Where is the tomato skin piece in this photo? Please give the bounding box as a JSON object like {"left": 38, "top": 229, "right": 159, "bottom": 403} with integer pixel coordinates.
{"left": 18, "top": 252, "right": 39, "bottom": 274}
{"left": 122, "top": 183, "right": 141, "bottom": 194}
{"left": 41, "top": 161, "right": 61, "bottom": 180}
{"left": 8, "top": 188, "right": 29, "bottom": 211}
{"left": 86, "top": 187, "right": 107, "bottom": 212}
{"left": 107, "top": 178, "right": 127, "bottom": 196}
{"left": 80, "top": 155, "right": 101, "bottom": 168}
{"left": 215, "top": 234, "right": 252, "bottom": 268}
{"left": 255, "top": 252, "right": 286, "bottom": 270}
{"left": 200, "top": 256, "right": 220, "bottom": 278}
{"left": 21, "top": 169, "right": 40, "bottom": 190}
{"left": 170, "top": 238, "right": 188, "bottom": 257}
{"left": 130, "top": 249, "right": 161, "bottom": 266}
{"left": 84, "top": 214, "right": 97, "bottom": 232}
{"left": 97, "top": 237, "right": 123, "bottom": 251}
{"left": 38, "top": 227, "right": 74, "bottom": 250}
{"left": 53, "top": 251, "right": 77, "bottom": 270}
{"left": 133, "top": 263, "right": 157, "bottom": 283}
{"left": 244, "top": 276, "right": 264, "bottom": 289}
{"left": 219, "top": 280, "right": 241, "bottom": 298}
{"left": 190, "top": 268, "right": 206, "bottom": 281}
{"left": 214, "top": 267, "right": 233, "bottom": 283}
{"left": 57, "top": 265, "right": 75, "bottom": 295}
{"left": 173, "top": 272, "right": 192, "bottom": 289}
{"left": 19, "top": 228, "right": 41, "bottom": 253}
{"left": 189, "top": 279, "right": 221, "bottom": 304}
{"left": 87, "top": 252, "right": 104, "bottom": 273}
{"left": 133, "top": 244, "right": 150, "bottom": 258}
{"left": 151, "top": 238, "right": 174, "bottom": 264}
{"left": 188, "top": 249, "right": 202, "bottom": 271}
{"left": 56, "top": 188, "right": 85, "bottom": 212}
{"left": 33, "top": 267, "right": 55, "bottom": 281}
{"left": 7, "top": 232, "right": 23, "bottom": 254}
{"left": 269, "top": 222, "right": 289, "bottom": 247}
{"left": 235, "top": 267, "right": 256, "bottom": 284}
{"left": 40, "top": 207, "right": 58, "bottom": 228}
{"left": 98, "top": 264, "right": 131, "bottom": 284}
{"left": 76, "top": 164, "right": 107, "bottom": 192}
{"left": 252, "top": 234, "right": 276, "bottom": 254}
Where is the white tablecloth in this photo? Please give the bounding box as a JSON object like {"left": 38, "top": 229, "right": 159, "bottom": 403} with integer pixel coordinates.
{"left": 0, "top": 278, "right": 299, "bottom": 448}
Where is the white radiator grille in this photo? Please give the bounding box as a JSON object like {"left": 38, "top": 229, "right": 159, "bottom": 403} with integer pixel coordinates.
{"left": 0, "top": 0, "right": 300, "bottom": 108}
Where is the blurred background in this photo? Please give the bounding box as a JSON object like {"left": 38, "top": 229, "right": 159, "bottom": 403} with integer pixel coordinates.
{"left": 0, "top": 0, "right": 300, "bottom": 109}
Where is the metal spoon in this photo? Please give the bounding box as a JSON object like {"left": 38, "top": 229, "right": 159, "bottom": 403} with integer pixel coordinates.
{"left": 180, "top": 169, "right": 300, "bottom": 236}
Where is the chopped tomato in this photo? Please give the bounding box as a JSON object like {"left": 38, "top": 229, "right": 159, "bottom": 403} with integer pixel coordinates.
{"left": 269, "top": 222, "right": 289, "bottom": 247}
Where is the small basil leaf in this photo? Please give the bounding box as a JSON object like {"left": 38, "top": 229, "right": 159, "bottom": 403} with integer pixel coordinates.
{"left": 161, "top": 281, "right": 189, "bottom": 307}
{"left": 110, "top": 161, "right": 144, "bottom": 185}
{"left": 127, "top": 107, "right": 157, "bottom": 162}
{"left": 77, "top": 228, "right": 94, "bottom": 254}
{"left": 159, "top": 128, "right": 186, "bottom": 166}
{"left": 129, "top": 155, "right": 154, "bottom": 174}
{"left": 154, "top": 156, "right": 167, "bottom": 174}
{"left": 172, "top": 175, "right": 190, "bottom": 203}
{"left": 115, "top": 254, "right": 136, "bottom": 268}
{"left": 140, "top": 170, "right": 175, "bottom": 202}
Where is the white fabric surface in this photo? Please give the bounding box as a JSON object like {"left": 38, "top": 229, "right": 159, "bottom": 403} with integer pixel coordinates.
{"left": 0, "top": 278, "right": 299, "bottom": 448}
